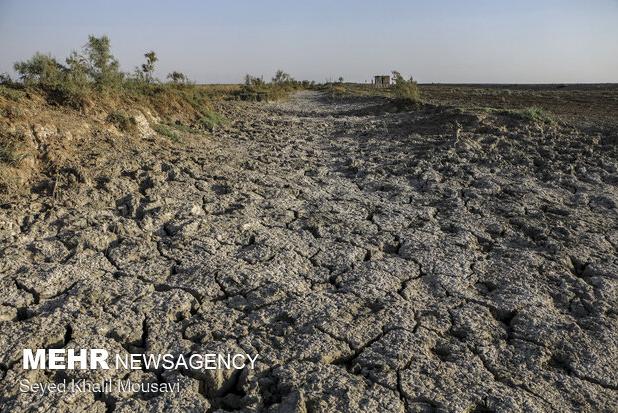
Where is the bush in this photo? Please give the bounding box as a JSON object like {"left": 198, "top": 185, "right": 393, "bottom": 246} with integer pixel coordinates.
{"left": 509, "top": 106, "right": 554, "bottom": 123}
{"left": 2, "top": 105, "right": 22, "bottom": 120}
{"left": 391, "top": 71, "right": 421, "bottom": 103}
{"left": 167, "top": 71, "right": 189, "bottom": 85}
{"left": 0, "top": 73, "right": 13, "bottom": 85}
{"left": 46, "top": 80, "right": 90, "bottom": 109}
{"left": 10, "top": 34, "right": 232, "bottom": 130}
{"left": 244, "top": 74, "right": 264, "bottom": 86}
{"left": 272, "top": 70, "right": 294, "bottom": 85}
{"left": 0, "top": 141, "right": 23, "bottom": 165}
{"left": 14, "top": 52, "right": 89, "bottom": 109}
{"left": 235, "top": 70, "right": 305, "bottom": 101}
{"left": 14, "top": 53, "right": 63, "bottom": 87}
{"left": 153, "top": 124, "right": 179, "bottom": 141}
{"left": 0, "top": 129, "right": 26, "bottom": 165}
{"left": 0, "top": 85, "right": 26, "bottom": 102}
{"left": 106, "top": 110, "right": 137, "bottom": 133}
{"left": 484, "top": 106, "right": 555, "bottom": 125}
{"left": 199, "top": 110, "right": 226, "bottom": 131}
{"left": 13, "top": 35, "right": 123, "bottom": 98}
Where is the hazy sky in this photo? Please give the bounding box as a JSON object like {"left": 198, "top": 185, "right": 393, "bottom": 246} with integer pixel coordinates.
{"left": 1, "top": 0, "right": 617, "bottom": 83}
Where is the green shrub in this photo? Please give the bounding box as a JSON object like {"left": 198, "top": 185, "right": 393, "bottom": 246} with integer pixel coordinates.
{"left": 391, "top": 71, "right": 421, "bottom": 104}
{"left": 153, "top": 124, "right": 179, "bottom": 141}
{"left": 198, "top": 110, "right": 226, "bottom": 131}
{"left": 10, "top": 35, "right": 236, "bottom": 117}
{"left": 244, "top": 74, "right": 264, "bottom": 86}
{"left": 12, "top": 35, "right": 122, "bottom": 104}
{"left": 509, "top": 106, "right": 554, "bottom": 123}
{"left": 0, "top": 129, "right": 26, "bottom": 165}
{"left": 65, "top": 52, "right": 90, "bottom": 87}
{"left": 13, "top": 52, "right": 89, "bottom": 109}
{"left": 14, "top": 53, "right": 63, "bottom": 87}
{"left": 0, "top": 142, "right": 23, "bottom": 165}
{"left": 0, "top": 85, "right": 26, "bottom": 101}
{"left": 167, "top": 71, "right": 188, "bottom": 85}
{"left": 0, "top": 73, "right": 12, "bottom": 84}
{"left": 2, "top": 105, "right": 22, "bottom": 120}
{"left": 235, "top": 70, "right": 304, "bottom": 101}
{"left": 168, "top": 122, "right": 194, "bottom": 133}
{"left": 45, "top": 82, "right": 90, "bottom": 109}
{"left": 272, "top": 70, "right": 294, "bottom": 85}
{"left": 106, "top": 110, "right": 137, "bottom": 133}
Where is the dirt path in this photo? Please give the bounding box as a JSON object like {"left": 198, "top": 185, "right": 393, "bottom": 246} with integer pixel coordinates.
{"left": 1, "top": 91, "right": 617, "bottom": 412}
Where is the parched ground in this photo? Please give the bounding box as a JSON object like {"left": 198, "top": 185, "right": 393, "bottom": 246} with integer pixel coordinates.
{"left": 0, "top": 91, "right": 617, "bottom": 412}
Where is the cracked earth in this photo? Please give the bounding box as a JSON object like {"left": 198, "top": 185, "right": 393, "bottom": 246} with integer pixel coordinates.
{"left": 1, "top": 91, "right": 617, "bottom": 412}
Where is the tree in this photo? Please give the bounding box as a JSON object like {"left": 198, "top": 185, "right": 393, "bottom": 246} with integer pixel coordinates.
{"left": 141, "top": 51, "right": 158, "bottom": 82}
{"left": 167, "top": 71, "right": 188, "bottom": 84}
{"left": 13, "top": 51, "right": 90, "bottom": 108}
{"left": 65, "top": 51, "right": 90, "bottom": 89}
{"left": 338, "top": 76, "right": 344, "bottom": 83}
{"left": 244, "top": 74, "right": 264, "bottom": 86}
{"left": 272, "top": 70, "right": 293, "bottom": 84}
{"left": 83, "top": 35, "right": 123, "bottom": 90}
{"left": 14, "top": 53, "right": 63, "bottom": 87}
{"left": 0, "top": 73, "right": 11, "bottom": 85}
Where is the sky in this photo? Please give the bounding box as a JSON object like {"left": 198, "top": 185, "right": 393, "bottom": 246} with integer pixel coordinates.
{"left": 0, "top": 0, "right": 617, "bottom": 84}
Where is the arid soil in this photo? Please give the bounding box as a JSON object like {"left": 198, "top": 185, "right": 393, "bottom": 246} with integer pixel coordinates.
{"left": 0, "top": 91, "right": 617, "bottom": 412}
{"left": 420, "top": 83, "right": 618, "bottom": 135}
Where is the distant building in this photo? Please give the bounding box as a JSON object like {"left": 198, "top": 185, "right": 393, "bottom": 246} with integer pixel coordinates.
{"left": 373, "top": 75, "right": 390, "bottom": 87}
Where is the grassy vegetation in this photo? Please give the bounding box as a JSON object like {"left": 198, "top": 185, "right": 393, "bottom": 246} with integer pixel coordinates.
{"left": 106, "top": 110, "right": 137, "bottom": 134}
{"left": 199, "top": 110, "right": 226, "bottom": 131}
{"left": 500, "top": 106, "right": 555, "bottom": 123}
{"left": 0, "top": 34, "right": 312, "bottom": 143}
{"left": 0, "top": 129, "right": 25, "bottom": 166}
{"left": 0, "top": 85, "right": 26, "bottom": 102}
{"left": 152, "top": 124, "right": 180, "bottom": 142}
{"left": 477, "top": 106, "right": 556, "bottom": 124}
{"left": 168, "top": 122, "right": 195, "bottom": 134}
{"left": 391, "top": 71, "right": 421, "bottom": 104}
{"left": 1, "top": 35, "right": 235, "bottom": 125}
{"left": 2, "top": 105, "right": 22, "bottom": 120}
{"left": 4, "top": 35, "right": 421, "bottom": 113}
{"left": 0, "top": 141, "right": 22, "bottom": 165}
{"left": 235, "top": 71, "right": 312, "bottom": 101}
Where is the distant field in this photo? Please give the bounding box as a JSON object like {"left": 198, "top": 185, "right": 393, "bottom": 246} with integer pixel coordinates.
{"left": 195, "top": 83, "right": 241, "bottom": 99}
{"left": 419, "top": 83, "right": 618, "bottom": 132}
{"left": 328, "top": 82, "right": 618, "bottom": 133}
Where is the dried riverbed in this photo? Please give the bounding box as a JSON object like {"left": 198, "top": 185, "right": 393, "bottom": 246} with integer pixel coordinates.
{"left": 0, "top": 91, "right": 616, "bottom": 412}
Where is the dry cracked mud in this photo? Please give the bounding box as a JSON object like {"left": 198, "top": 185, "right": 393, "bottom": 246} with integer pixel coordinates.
{"left": 0, "top": 91, "right": 617, "bottom": 412}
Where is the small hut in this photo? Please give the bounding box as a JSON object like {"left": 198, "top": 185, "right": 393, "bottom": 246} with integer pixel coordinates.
{"left": 373, "top": 75, "right": 391, "bottom": 87}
